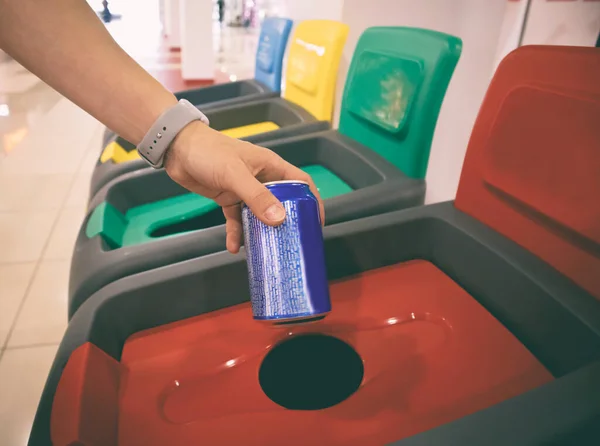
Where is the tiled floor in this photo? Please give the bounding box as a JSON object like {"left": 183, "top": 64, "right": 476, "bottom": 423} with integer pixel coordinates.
{"left": 0, "top": 3, "right": 258, "bottom": 444}
{"left": 0, "top": 81, "right": 104, "bottom": 445}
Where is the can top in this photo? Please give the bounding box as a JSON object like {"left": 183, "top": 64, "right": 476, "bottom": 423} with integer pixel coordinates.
{"left": 241, "top": 180, "right": 312, "bottom": 209}
{"left": 263, "top": 180, "right": 310, "bottom": 187}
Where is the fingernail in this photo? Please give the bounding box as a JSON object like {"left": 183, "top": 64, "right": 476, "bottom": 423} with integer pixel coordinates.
{"left": 264, "top": 204, "right": 285, "bottom": 222}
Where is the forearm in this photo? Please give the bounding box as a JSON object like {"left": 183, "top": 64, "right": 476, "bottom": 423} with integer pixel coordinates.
{"left": 0, "top": 0, "right": 176, "bottom": 144}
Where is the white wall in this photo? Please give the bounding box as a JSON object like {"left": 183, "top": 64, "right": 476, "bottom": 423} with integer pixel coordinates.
{"left": 492, "top": 0, "right": 600, "bottom": 68}
{"left": 179, "top": 0, "right": 215, "bottom": 79}
{"left": 492, "top": 0, "right": 530, "bottom": 68}
{"left": 278, "top": 0, "right": 344, "bottom": 22}
{"left": 163, "top": 0, "right": 181, "bottom": 48}
{"left": 523, "top": 0, "right": 600, "bottom": 46}
{"left": 337, "top": 0, "right": 508, "bottom": 204}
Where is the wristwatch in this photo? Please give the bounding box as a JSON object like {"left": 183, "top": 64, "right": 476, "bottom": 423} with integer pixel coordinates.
{"left": 137, "top": 99, "right": 210, "bottom": 168}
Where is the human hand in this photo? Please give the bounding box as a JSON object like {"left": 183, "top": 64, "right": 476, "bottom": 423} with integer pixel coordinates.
{"left": 164, "top": 121, "right": 325, "bottom": 254}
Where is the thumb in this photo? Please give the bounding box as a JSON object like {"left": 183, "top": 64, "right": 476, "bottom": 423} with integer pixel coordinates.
{"left": 230, "top": 169, "right": 286, "bottom": 226}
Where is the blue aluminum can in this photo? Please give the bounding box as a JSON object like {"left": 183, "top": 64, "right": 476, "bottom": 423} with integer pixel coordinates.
{"left": 241, "top": 180, "right": 330, "bottom": 324}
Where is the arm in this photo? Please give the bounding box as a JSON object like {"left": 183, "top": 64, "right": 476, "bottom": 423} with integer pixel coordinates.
{"left": 0, "top": 0, "right": 324, "bottom": 253}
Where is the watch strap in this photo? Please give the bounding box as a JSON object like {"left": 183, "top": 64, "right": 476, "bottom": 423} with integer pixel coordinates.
{"left": 137, "top": 99, "right": 209, "bottom": 168}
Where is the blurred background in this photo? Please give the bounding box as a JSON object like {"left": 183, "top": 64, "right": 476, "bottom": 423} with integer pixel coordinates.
{"left": 0, "top": 1, "right": 598, "bottom": 444}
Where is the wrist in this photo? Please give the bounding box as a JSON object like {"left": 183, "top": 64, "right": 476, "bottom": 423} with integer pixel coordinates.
{"left": 164, "top": 120, "right": 216, "bottom": 183}
{"left": 165, "top": 120, "right": 203, "bottom": 167}
{"left": 136, "top": 99, "right": 210, "bottom": 168}
{"left": 104, "top": 87, "right": 178, "bottom": 146}
{"left": 133, "top": 93, "right": 178, "bottom": 145}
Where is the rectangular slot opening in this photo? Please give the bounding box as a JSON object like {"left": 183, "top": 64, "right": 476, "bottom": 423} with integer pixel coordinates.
{"left": 149, "top": 207, "right": 226, "bottom": 238}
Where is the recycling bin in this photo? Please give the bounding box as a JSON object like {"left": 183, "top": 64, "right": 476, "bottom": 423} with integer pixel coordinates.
{"left": 30, "top": 44, "right": 600, "bottom": 446}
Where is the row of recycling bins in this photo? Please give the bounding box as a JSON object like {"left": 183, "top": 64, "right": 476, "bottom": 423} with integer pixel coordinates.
{"left": 28, "top": 18, "right": 600, "bottom": 446}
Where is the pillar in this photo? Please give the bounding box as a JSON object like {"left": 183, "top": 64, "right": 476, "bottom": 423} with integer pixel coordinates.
{"left": 179, "top": 0, "right": 215, "bottom": 80}
{"left": 163, "top": 0, "right": 181, "bottom": 49}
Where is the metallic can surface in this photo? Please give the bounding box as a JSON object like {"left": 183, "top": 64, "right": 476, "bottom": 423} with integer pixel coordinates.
{"left": 242, "top": 181, "right": 330, "bottom": 324}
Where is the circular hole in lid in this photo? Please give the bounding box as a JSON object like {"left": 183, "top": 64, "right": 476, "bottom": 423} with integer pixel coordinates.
{"left": 259, "top": 334, "right": 363, "bottom": 410}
